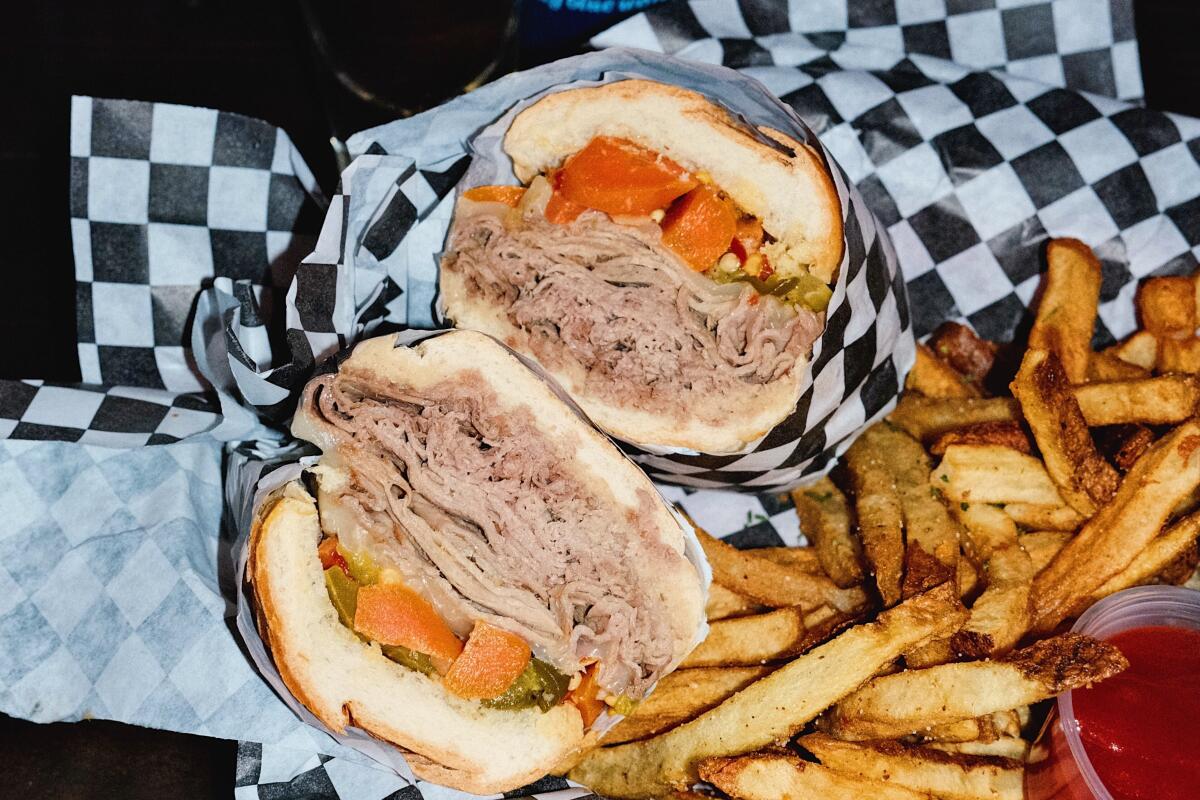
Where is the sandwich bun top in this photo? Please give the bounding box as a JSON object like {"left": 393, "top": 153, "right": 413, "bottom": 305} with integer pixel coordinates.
{"left": 504, "top": 79, "right": 844, "bottom": 283}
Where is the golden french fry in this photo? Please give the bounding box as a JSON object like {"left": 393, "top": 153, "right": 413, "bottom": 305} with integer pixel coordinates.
{"left": 680, "top": 607, "right": 807, "bottom": 668}
{"left": 1028, "top": 238, "right": 1102, "bottom": 383}
{"left": 1074, "top": 375, "right": 1200, "bottom": 426}
{"left": 1087, "top": 349, "right": 1151, "bottom": 381}
{"left": 749, "top": 546, "right": 823, "bottom": 573}
{"left": 792, "top": 477, "right": 866, "bottom": 589}
{"left": 1080, "top": 511, "right": 1200, "bottom": 609}
{"left": 920, "top": 715, "right": 1001, "bottom": 744}
{"left": 930, "top": 421, "right": 1032, "bottom": 456}
{"left": 845, "top": 432, "right": 907, "bottom": 606}
{"left": 1002, "top": 503, "right": 1084, "bottom": 532}
{"left": 934, "top": 445, "right": 1067, "bottom": 507}
{"left": 705, "top": 583, "right": 765, "bottom": 621}
{"left": 569, "top": 583, "right": 968, "bottom": 797}
{"left": 1033, "top": 421, "right": 1200, "bottom": 633}
{"left": 826, "top": 634, "right": 1127, "bottom": 741}
{"left": 695, "top": 527, "right": 866, "bottom": 613}
{"left": 927, "top": 737, "right": 1031, "bottom": 761}
{"left": 700, "top": 751, "right": 934, "bottom": 800}
{"left": 1018, "top": 530, "right": 1071, "bottom": 573}
{"left": 950, "top": 504, "right": 1034, "bottom": 657}
{"left": 1011, "top": 348, "right": 1118, "bottom": 516}
{"left": 1107, "top": 330, "right": 1158, "bottom": 370}
{"left": 603, "top": 666, "right": 772, "bottom": 745}
{"left": 889, "top": 396, "right": 1019, "bottom": 443}
{"left": 1096, "top": 423, "right": 1157, "bottom": 472}
{"left": 907, "top": 343, "right": 981, "bottom": 398}
{"left": 800, "top": 734, "right": 1024, "bottom": 800}
{"left": 1157, "top": 336, "right": 1200, "bottom": 373}
{"left": 871, "top": 424, "right": 961, "bottom": 576}
{"left": 1138, "top": 275, "right": 1196, "bottom": 338}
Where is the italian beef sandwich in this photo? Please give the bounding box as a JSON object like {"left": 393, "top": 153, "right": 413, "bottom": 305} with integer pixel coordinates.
{"left": 247, "top": 331, "right": 707, "bottom": 793}
{"left": 441, "top": 79, "right": 844, "bottom": 454}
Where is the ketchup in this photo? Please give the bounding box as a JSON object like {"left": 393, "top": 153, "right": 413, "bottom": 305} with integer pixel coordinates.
{"left": 1071, "top": 626, "right": 1200, "bottom": 800}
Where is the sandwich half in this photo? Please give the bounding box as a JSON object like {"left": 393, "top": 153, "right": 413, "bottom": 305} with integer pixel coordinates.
{"left": 248, "top": 331, "right": 706, "bottom": 793}
{"left": 440, "top": 79, "right": 844, "bottom": 454}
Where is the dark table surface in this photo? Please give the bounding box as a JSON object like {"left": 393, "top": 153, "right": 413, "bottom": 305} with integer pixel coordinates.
{"left": 3, "top": 0, "right": 1199, "bottom": 797}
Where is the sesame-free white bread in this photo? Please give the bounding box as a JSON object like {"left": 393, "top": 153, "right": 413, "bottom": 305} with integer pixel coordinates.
{"left": 254, "top": 331, "right": 706, "bottom": 793}
{"left": 504, "top": 79, "right": 843, "bottom": 282}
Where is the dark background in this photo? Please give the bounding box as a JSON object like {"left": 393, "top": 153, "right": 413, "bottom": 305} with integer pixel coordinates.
{"left": 1, "top": 0, "right": 1197, "bottom": 797}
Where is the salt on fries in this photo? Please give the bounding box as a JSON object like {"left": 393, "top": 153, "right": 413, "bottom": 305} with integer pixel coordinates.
{"left": 566, "top": 237, "right": 1199, "bottom": 799}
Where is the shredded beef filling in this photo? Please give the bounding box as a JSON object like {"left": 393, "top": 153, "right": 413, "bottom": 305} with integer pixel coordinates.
{"left": 442, "top": 208, "right": 825, "bottom": 418}
{"left": 300, "top": 370, "right": 674, "bottom": 696}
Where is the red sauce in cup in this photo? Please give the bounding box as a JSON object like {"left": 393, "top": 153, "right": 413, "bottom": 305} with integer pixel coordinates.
{"left": 1070, "top": 625, "right": 1200, "bottom": 800}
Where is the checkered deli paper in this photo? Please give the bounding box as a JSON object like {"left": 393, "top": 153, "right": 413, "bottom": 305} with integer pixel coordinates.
{"left": 1, "top": 0, "right": 1199, "bottom": 798}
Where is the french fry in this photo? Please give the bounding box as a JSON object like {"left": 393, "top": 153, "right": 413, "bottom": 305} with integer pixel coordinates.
{"left": 930, "top": 421, "right": 1032, "bottom": 456}
{"left": 919, "top": 715, "right": 1002, "bottom": 744}
{"left": 889, "top": 396, "right": 1019, "bottom": 443}
{"left": 1107, "top": 330, "right": 1158, "bottom": 370}
{"left": 749, "top": 545, "right": 823, "bottom": 573}
{"left": 949, "top": 504, "right": 1034, "bottom": 657}
{"left": 603, "top": 666, "right": 772, "bottom": 745}
{"left": 825, "top": 634, "right": 1127, "bottom": 740}
{"left": 1095, "top": 424, "right": 1156, "bottom": 473}
{"left": 934, "top": 445, "right": 1067, "bottom": 507}
{"left": 1138, "top": 275, "right": 1196, "bottom": 339}
{"left": 928, "top": 738, "right": 1031, "bottom": 761}
{"left": 928, "top": 322, "right": 997, "bottom": 387}
{"left": 907, "top": 343, "right": 981, "bottom": 398}
{"left": 1157, "top": 336, "right": 1200, "bottom": 373}
{"left": 680, "top": 607, "right": 806, "bottom": 668}
{"left": 872, "top": 424, "right": 961, "bottom": 575}
{"left": 1032, "top": 421, "right": 1200, "bottom": 633}
{"left": 569, "top": 583, "right": 968, "bottom": 797}
{"left": 1074, "top": 375, "right": 1200, "bottom": 426}
{"left": 705, "top": 583, "right": 765, "bottom": 621}
{"left": 792, "top": 477, "right": 866, "bottom": 588}
{"left": 1028, "top": 238, "right": 1102, "bottom": 383}
{"left": 1087, "top": 349, "right": 1151, "bottom": 381}
{"left": 695, "top": 527, "right": 866, "bottom": 613}
{"left": 1002, "top": 503, "right": 1084, "bottom": 532}
{"left": 799, "top": 734, "right": 1024, "bottom": 800}
{"left": 1011, "top": 348, "right": 1118, "bottom": 515}
{"left": 1079, "top": 511, "right": 1200, "bottom": 608}
{"left": 845, "top": 432, "right": 907, "bottom": 606}
{"left": 700, "top": 751, "right": 934, "bottom": 800}
{"left": 1018, "top": 530, "right": 1071, "bottom": 573}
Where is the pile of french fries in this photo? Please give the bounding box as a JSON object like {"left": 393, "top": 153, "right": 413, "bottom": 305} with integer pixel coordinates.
{"left": 566, "top": 238, "right": 1200, "bottom": 799}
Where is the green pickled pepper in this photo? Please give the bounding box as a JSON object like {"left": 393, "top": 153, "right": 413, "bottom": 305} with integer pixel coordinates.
{"left": 482, "top": 659, "right": 571, "bottom": 712}
{"left": 323, "top": 566, "right": 358, "bottom": 629}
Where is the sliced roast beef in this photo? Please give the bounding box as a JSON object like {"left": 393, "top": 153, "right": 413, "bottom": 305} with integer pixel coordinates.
{"left": 442, "top": 204, "right": 825, "bottom": 421}
{"left": 299, "top": 370, "right": 674, "bottom": 696}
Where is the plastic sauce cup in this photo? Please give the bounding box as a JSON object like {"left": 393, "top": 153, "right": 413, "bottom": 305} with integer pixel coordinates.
{"left": 1025, "top": 585, "right": 1200, "bottom": 800}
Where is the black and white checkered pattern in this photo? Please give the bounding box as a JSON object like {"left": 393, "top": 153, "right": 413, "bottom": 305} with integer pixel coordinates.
{"left": 69, "top": 96, "right": 323, "bottom": 393}
{"left": 0, "top": 380, "right": 220, "bottom": 446}
{"left": 595, "top": 0, "right": 1142, "bottom": 101}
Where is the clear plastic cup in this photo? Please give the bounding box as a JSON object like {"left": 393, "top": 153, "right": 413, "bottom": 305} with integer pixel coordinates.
{"left": 1025, "top": 585, "right": 1200, "bottom": 800}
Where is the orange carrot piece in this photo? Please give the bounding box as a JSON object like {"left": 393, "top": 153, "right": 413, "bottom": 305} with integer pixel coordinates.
{"left": 660, "top": 185, "right": 738, "bottom": 271}
{"left": 354, "top": 583, "right": 463, "bottom": 672}
{"left": 557, "top": 136, "right": 696, "bottom": 218}
{"left": 462, "top": 185, "right": 526, "bottom": 206}
{"left": 567, "top": 664, "right": 606, "bottom": 728}
{"left": 443, "top": 621, "right": 532, "bottom": 700}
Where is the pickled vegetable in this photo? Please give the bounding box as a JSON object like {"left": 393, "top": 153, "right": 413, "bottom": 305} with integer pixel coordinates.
{"left": 324, "top": 566, "right": 358, "bottom": 629}
{"left": 557, "top": 136, "right": 696, "bottom": 218}
{"left": 353, "top": 583, "right": 464, "bottom": 673}
{"left": 443, "top": 621, "right": 532, "bottom": 700}
{"left": 482, "top": 658, "right": 570, "bottom": 712}
{"left": 380, "top": 644, "right": 437, "bottom": 676}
